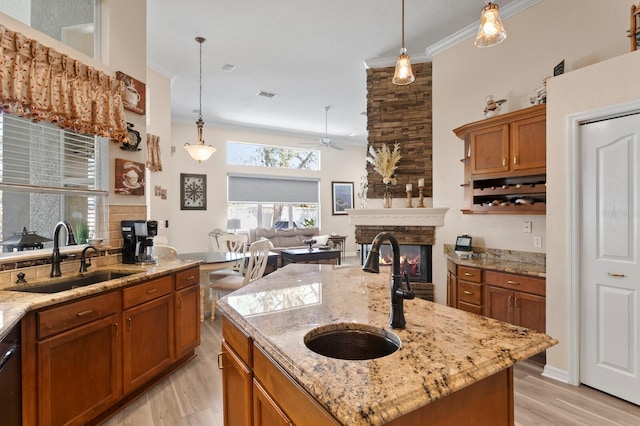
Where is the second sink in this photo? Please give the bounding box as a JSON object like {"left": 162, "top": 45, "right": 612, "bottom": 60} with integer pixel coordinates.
{"left": 8, "top": 271, "right": 135, "bottom": 293}
{"left": 304, "top": 323, "right": 401, "bottom": 360}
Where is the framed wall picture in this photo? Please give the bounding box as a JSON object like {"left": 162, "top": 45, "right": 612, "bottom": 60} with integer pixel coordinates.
{"left": 332, "top": 181, "right": 354, "bottom": 215}
{"left": 116, "top": 71, "right": 146, "bottom": 115}
{"left": 114, "top": 158, "right": 145, "bottom": 196}
{"left": 180, "top": 173, "right": 206, "bottom": 210}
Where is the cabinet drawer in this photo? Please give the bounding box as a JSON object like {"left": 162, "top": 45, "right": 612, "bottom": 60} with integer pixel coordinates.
{"left": 122, "top": 276, "right": 173, "bottom": 309}
{"left": 223, "top": 315, "right": 252, "bottom": 367}
{"left": 457, "top": 266, "right": 482, "bottom": 283}
{"left": 38, "top": 291, "right": 118, "bottom": 339}
{"left": 175, "top": 266, "right": 199, "bottom": 290}
{"left": 458, "top": 281, "right": 482, "bottom": 305}
{"left": 484, "top": 271, "right": 545, "bottom": 296}
{"left": 458, "top": 301, "right": 483, "bottom": 315}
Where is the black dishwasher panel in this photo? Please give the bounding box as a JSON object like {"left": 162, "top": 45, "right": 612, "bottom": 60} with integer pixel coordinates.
{"left": 0, "top": 323, "right": 22, "bottom": 426}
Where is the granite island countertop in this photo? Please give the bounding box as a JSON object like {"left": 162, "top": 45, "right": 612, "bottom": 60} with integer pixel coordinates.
{"left": 217, "top": 264, "right": 557, "bottom": 426}
{"left": 0, "top": 259, "right": 200, "bottom": 340}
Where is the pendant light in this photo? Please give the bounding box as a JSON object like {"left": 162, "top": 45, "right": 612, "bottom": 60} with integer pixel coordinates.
{"left": 474, "top": 2, "right": 507, "bottom": 48}
{"left": 392, "top": 0, "right": 415, "bottom": 85}
{"left": 184, "top": 36, "right": 216, "bottom": 162}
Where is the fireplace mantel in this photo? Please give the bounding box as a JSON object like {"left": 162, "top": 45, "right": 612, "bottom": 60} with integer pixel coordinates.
{"left": 345, "top": 207, "right": 449, "bottom": 227}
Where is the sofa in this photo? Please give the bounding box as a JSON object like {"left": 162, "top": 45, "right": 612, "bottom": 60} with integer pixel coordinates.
{"left": 248, "top": 227, "right": 334, "bottom": 264}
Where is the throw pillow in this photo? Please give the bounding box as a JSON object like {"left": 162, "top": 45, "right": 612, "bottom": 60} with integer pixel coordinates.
{"left": 313, "top": 235, "right": 329, "bottom": 246}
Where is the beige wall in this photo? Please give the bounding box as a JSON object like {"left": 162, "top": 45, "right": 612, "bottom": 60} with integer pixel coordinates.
{"left": 160, "top": 122, "right": 366, "bottom": 254}
{"left": 432, "top": 0, "right": 632, "bottom": 375}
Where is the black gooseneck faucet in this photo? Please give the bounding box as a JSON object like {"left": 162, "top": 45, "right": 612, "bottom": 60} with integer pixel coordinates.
{"left": 362, "top": 232, "right": 415, "bottom": 329}
{"left": 79, "top": 245, "right": 100, "bottom": 273}
{"left": 50, "top": 221, "right": 78, "bottom": 277}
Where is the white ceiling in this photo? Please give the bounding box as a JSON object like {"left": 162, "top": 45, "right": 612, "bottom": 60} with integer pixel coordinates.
{"left": 147, "top": 0, "right": 524, "bottom": 147}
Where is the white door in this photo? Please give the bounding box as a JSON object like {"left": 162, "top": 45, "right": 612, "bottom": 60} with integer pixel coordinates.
{"left": 580, "top": 112, "right": 640, "bottom": 405}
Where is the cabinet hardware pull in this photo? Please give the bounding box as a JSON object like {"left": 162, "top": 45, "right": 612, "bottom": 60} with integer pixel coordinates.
{"left": 514, "top": 297, "right": 519, "bottom": 308}
{"left": 178, "top": 297, "right": 182, "bottom": 309}
{"left": 513, "top": 156, "right": 518, "bottom": 165}
{"left": 464, "top": 272, "right": 474, "bottom": 277}
{"left": 608, "top": 272, "right": 626, "bottom": 277}
{"left": 76, "top": 309, "right": 93, "bottom": 317}
{"left": 507, "top": 280, "right": 519, "bottom": 285}
{"left": 217, "top": 352, "right": 224, "bottom": 369}
{"left": 146, "top": 288, "right": 158, "bottom": 294}
{"left": 463, "top": 290, "right": 473, "bottom": 295}
{"left": 502, "top": 158, "right": 506, "bottom": 166}
{"left": 127, "top": 317, "right": 132, "bottom": 331}
{"left": 187, "top": 275, "right": 195, "bottom": 280}
{"left": 113, "top": 323, "right": 119, "bottom": 337}
{"left": 508, "top": 296, "right": 513, "bottom": 306}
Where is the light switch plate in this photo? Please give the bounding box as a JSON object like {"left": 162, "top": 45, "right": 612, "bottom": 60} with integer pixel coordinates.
{"left": 533, "top": 235, "right": 542, "bottom": 248}
{"left": 523, "top": 221, "right": 532, "bottom": 233}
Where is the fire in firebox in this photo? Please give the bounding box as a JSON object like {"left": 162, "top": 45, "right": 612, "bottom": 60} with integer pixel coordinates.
{"left": 361, "top": 244, "right": 432, "bottom": 282}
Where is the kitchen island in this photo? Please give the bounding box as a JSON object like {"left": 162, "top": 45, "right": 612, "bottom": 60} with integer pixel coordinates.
{"left": 217, "top": 264, "right": 557, "bottom": 425}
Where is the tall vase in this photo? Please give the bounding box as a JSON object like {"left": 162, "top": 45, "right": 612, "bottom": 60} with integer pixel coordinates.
{"left": 383, "top": 187, "right": 392, "bottom": 208}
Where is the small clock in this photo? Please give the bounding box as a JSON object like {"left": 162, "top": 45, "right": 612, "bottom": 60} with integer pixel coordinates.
{"left": 180, "top": 173, "right": 206, "bottom": 210}
{"left": 121, "top": 122, "right": 142, "bottom": 151}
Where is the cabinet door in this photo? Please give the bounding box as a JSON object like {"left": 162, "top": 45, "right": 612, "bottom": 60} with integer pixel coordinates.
{"left": 221, "top": 340, "right": 253, "bottom": 426}
{"left": 514, "top": 291, "right": 545, "bottom": 332}
{"left": 123, "top": 294, "right": 174, "bottom": 393}
{"left": 175, "top": 284, "right": 201, "bottom": 358}
{"left": 470, "top": 124, "right": 510, "bottom": 175}
{"left": 511, "top": 114, "right": 546, "bottom": 173}
{"left": 253, "top": 379, "right": 291, "bottom": 426}
{"left": 446, "top": 270, "right": 457, "bottom": 308}
{"left": 484, "top": 285, "right": 513, "bottom": 323}
{"left": 37, "top": 314, "right": 121, "bottom": 426}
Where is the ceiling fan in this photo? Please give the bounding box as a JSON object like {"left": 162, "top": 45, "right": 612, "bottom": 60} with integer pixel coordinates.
{"left": 316, "top": 106, "right": 343, "bottom": 150}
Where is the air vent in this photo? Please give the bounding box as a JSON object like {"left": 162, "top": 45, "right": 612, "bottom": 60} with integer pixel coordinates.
{"left": 222, "top": 64, "right": 236, "bottom": 72}
{"left": 256, "top": 90, "right": 277, "bottom": 99}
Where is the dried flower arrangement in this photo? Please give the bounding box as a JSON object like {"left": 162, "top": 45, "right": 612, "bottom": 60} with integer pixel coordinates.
{"left": 366, "top": 143, "right": 402, "bottom": 185}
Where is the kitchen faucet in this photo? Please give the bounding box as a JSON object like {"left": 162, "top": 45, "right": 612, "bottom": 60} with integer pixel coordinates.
{"left": 79, "top": 245, "right": 99, "bottom": 273}
{"left": 362, "top": 232, "right": 415, "bottom": 329}
{"left": 50, "top": 221, "right": 78, "bottom": 277}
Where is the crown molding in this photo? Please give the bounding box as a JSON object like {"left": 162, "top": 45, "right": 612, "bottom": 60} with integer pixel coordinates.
{"left": 364, "top": 52, "right": 431, "bottom": 69}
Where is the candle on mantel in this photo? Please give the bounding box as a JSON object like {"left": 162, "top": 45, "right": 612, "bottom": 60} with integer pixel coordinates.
{"left": 418, "top": 178, "right": 425, "bottom": 187}
{"left": 406, "top": 183, "right": 412, "bottom": 191}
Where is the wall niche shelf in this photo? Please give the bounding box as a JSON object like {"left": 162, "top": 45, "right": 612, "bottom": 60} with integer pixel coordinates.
{"left": 454, "top": 104, "right": 546, "bottom": 215}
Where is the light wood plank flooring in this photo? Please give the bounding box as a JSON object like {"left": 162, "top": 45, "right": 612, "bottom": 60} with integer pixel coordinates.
{"left": 103, "top": 318, "right": 640, "bottom": 426}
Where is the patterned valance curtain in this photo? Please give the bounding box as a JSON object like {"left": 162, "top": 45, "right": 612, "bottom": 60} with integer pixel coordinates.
{"left": 0, "top": 24, "right": 128, "bottom": 142}
{"left": 146, "top": 133, "right": 163, "bottom": 172}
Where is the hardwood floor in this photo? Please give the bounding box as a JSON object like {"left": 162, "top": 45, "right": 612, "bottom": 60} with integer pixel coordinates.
{"left": 103, "top": 315, "right": 640, "bottom": 426}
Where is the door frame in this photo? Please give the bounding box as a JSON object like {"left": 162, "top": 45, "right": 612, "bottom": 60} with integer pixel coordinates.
{"left": 567, "top": 98, "right": 640, "bottom": 386}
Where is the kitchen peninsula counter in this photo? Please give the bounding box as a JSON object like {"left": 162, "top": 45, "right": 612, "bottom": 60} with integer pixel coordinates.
{"left": 217, "top": 264, "right": 557, "bottom": 425}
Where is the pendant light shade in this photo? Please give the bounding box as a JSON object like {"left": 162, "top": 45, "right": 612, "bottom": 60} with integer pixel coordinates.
{"left": 184, "top": 36, "right": 216, "bottom": 162}
{"left": 474, "top": 2, "right": 507, "bottom": 48}
{"left": 392, "top": 0, "right": 414, "bottom": 85}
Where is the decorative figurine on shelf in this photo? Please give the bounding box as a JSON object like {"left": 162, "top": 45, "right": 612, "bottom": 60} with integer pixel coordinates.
{"left": 302, "top": 239, "right": 317, "bottom": 251}
{"left": 366, "top": 143, "right": 402, "bottom": 208}
{"left": 405, "top": 183, "right": 414, "bottom": 208}
{"left": 417, "top": 177, "right": 425, "bottom": 208}
{"left": 530, "top": 76, "right": 550, "bottom": 105}
{"left": 483, "top": 95, "right": 507, "bottom": 118}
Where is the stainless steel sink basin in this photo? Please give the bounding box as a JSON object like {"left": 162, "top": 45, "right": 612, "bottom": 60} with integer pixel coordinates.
{"left": 7, "top": 271, "right": 136, "bottom": 293}
{"left": 304, "top": 323, "right": 401, "bottom": 360}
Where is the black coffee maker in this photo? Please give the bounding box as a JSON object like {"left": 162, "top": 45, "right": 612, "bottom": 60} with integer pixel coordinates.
{"left": 121, "top": 220, "right": 158, "bottom": 264}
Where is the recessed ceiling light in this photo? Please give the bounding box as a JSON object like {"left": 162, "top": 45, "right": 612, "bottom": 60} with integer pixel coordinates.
{"left": 256, "top": 90, "right": 277, "bottom": 98}
{"left": 222, "top": 64, "right": 236, "bottom": 72}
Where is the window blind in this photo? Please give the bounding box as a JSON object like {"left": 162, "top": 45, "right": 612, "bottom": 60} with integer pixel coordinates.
{"left": 0, "top": 112, "right": 108, "bottom": 196}
{"left": 228, "top": 174, "right": 319, "bottom": 203}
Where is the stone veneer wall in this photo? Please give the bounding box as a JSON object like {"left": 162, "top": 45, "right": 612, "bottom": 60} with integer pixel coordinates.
{"left": 366, "top": 62, "right": 433, "bottom": 199}
{"left": 355, "top": 225, "right": 435, "bottom": 245}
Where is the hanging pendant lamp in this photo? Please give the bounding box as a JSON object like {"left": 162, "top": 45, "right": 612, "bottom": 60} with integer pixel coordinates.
{"left": 474, "top": 2, "right": 507, "bottom": 48}
{"left": 184, "top": 36, "right": 216, "bottom": 162}
{"left": 392, "top": 0, "right": 415, "bottom": 85}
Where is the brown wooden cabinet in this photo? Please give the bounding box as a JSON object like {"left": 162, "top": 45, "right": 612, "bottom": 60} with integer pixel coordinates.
{"left": 454, "top": 104, "right": 546, "bottom": 214}
{"left": 484, "top": 270, "right": 546, "bottom": 333}
{"left": 446, "top": 260, "right": 457, "bottom": 308}
{"left": 221, "top": 340, "right": 253, "bottom": 426}
{"left": 35, "top": 292, "right": 121, "bottom": 426}
{"left": 253, "top": 380, "right": 291, "bottom": 425}
{"left": 21, "top": 266, "right": 201, "bottom": 426}
{"left": 456, "top": 265, "right": 483, "bottom": 314}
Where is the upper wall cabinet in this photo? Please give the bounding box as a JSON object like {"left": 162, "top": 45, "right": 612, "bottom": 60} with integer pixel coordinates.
{"left": 454, "top": 104, "right": 546, "bottom": 215}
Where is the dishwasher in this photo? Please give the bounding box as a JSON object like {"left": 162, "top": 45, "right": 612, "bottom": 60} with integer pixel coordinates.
{"left": 0, "top": 322, "right": 22, "bottom": 426}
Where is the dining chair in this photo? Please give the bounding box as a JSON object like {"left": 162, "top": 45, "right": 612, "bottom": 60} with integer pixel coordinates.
{"left": 210, "top": 238, "right": 271, "bottom": 319}
{"left": 209, "top": 234, "right": 248, "bottom": 282}
{"left": 154, "top": 245, "right": 177, "bottom": 262}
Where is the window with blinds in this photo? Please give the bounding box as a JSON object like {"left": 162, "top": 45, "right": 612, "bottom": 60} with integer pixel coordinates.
{"left": 0, "top": 112, "right": 109, "bottom": 250}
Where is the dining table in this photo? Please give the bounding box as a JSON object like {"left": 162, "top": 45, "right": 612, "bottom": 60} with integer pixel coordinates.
{"left": 177, "top": 250, "right": 279, "bottom": 320}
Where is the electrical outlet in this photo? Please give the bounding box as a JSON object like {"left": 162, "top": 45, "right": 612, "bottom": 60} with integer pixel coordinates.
{"left": 533, "top": 235, "right": 542, "bottom": 248}
{"left": 523, "top": 221, "right": 532, "bottom": 233}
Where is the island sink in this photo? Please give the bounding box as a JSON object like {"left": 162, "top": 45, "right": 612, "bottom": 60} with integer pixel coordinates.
{"left": 8, "top": 270, "right": 135, "bottom": 293}
{"left": 304, "top": 323, "right": 400, "bottom": 360}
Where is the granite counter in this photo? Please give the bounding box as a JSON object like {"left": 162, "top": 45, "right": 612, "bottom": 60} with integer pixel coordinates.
{"left": 217, "top": 264, "right": 557, "bottom": 425}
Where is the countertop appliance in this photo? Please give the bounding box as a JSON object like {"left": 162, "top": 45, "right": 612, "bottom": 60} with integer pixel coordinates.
{"left": 0, "top": 323, "right": 22, "bottom": 426}
{"left": 121, "top": 220, "right": 158, "bottom": 264}
{"left": 455, "top": 234, "right": 473, "bottom": 259}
